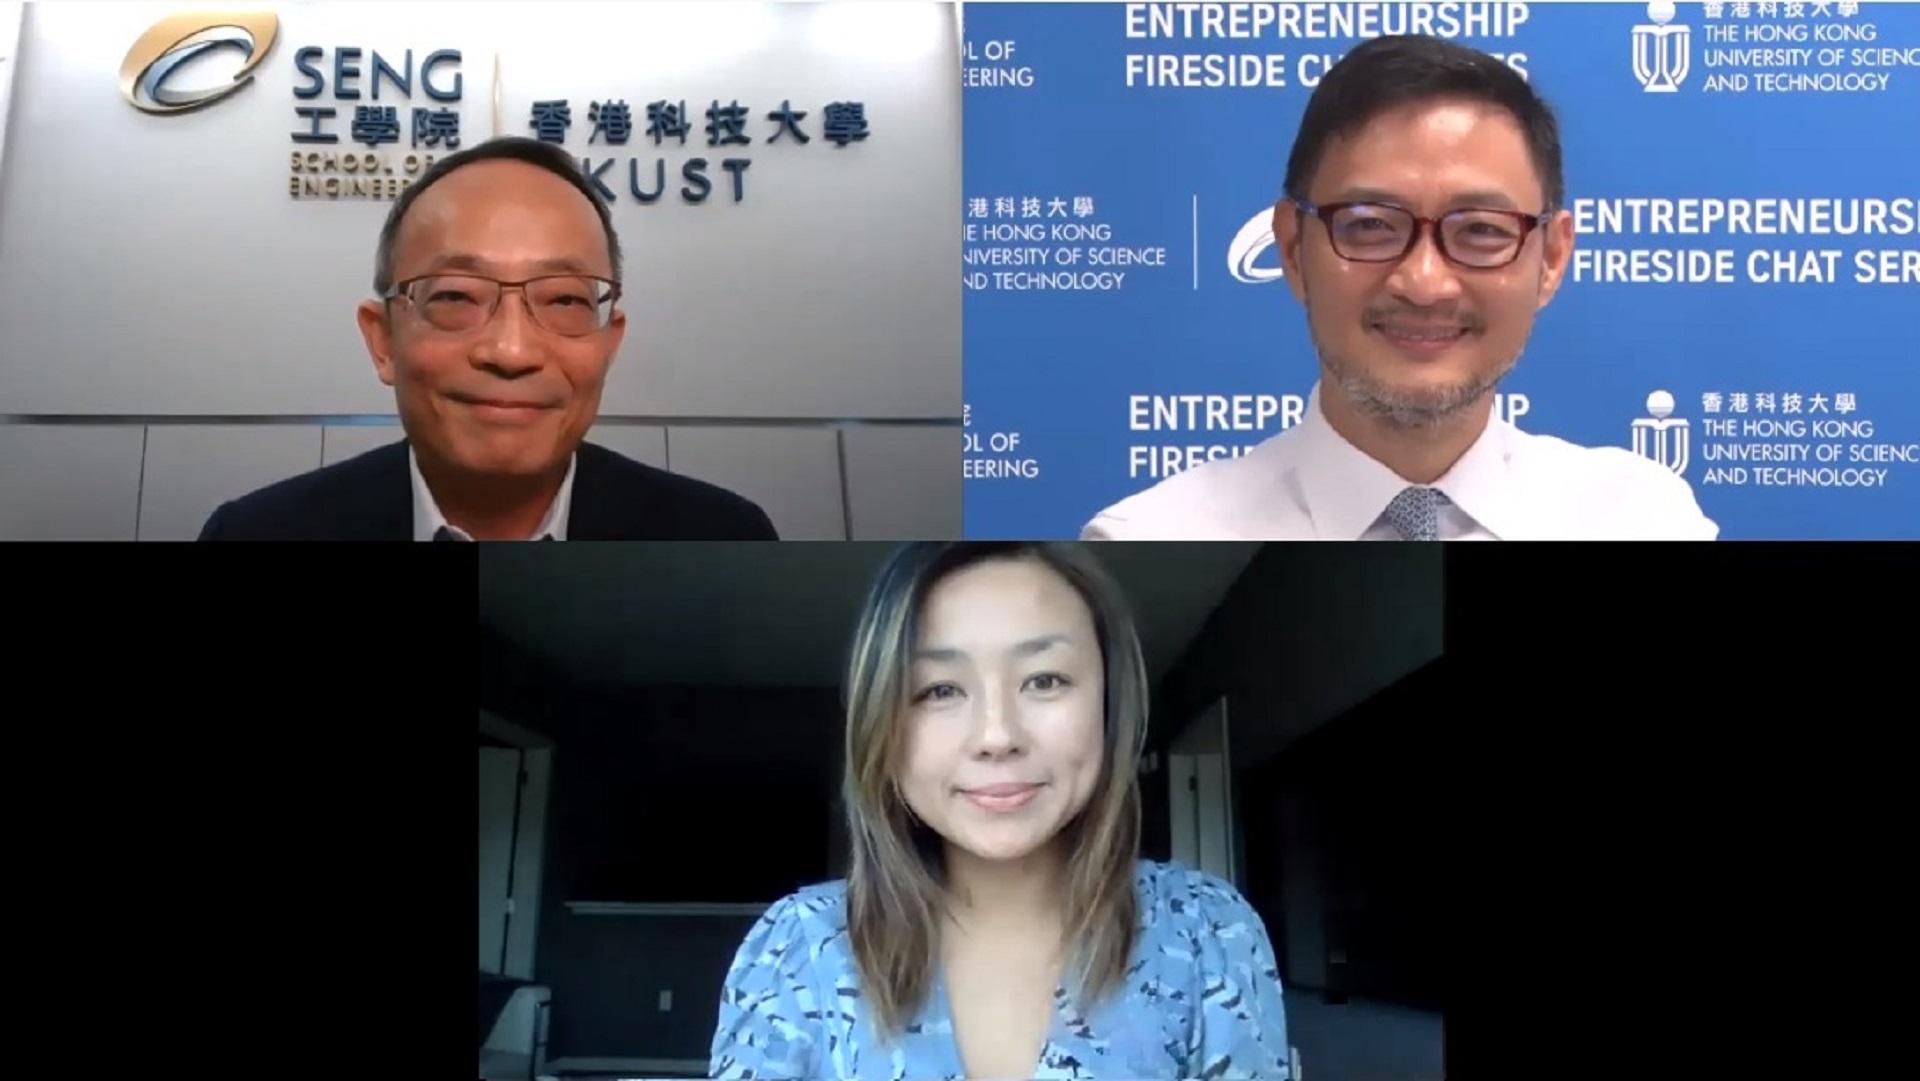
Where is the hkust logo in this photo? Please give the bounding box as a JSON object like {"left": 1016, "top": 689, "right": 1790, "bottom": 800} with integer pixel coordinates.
{"left": 120, "top": 11, "right": 280, "bottom": 114}
{"left": 1632, "top": 1, "right": 1691, "bottom": 93}
{"left": 1631, "top": 389, "right": 1692, "bottom": 476}
{"left": 1228, "top": 206, "right": 1285, "bottom": 284}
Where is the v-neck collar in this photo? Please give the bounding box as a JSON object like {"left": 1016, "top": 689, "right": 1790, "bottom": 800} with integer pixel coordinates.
{"left": 928, "top": 957, "right": 1081, "bottom": 1080}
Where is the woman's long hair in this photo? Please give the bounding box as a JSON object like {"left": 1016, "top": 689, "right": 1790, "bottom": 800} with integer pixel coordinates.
{"left": 841, "top": 542, "right": 1150, "bottom": 1039}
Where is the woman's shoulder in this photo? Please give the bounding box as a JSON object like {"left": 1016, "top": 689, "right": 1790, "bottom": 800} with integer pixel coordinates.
{"left": 714, "top": 881, "right": 856, "bottom": 1079}
{"left": 1132, "top": 859, "right": 1264, "bottom": 935}
{"left": 772, "top": 878, "right": 851, "bottom": 923}
{"left": 726, "top": 879, "right": 853, "bottom": 974}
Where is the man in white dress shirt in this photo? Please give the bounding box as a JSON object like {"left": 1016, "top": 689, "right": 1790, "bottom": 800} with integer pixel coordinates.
{"left": 1084, "top": 36, "right": 1716, "bottom": 541}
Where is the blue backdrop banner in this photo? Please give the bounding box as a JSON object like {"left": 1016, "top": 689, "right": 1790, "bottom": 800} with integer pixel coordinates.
{"left": 961, "top": 1, "right": 1920, "bottom": 539}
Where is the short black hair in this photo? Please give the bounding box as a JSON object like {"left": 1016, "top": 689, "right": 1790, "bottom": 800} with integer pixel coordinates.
{"left": 1284, "top": 35, "right": 1564, "bottom": 212}
{"left": 372, "top": 135, "right": 622, "bottom": 294}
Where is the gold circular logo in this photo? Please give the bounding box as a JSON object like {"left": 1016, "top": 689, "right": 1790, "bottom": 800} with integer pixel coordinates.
{"left": 120, "top": 12, "right": 280, "bottom": 114}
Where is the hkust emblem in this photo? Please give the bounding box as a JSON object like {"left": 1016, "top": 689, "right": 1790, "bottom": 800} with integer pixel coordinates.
{"left": 1631, "top": 390, "right": 1692, "bottom": 477}
{"left": 1632, "top": 1, "right": 1691, "bottom": 93}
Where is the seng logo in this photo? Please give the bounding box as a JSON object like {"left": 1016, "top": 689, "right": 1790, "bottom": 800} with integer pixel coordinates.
{"left": 121, "top": 11, "right": 280, "bottom": 114}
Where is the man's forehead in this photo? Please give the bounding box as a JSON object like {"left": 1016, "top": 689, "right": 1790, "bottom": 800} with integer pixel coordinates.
{"left": 395, "top": 160, "right": 610, "bottom": 266}
{"left": 1337, "top": 96, "right": 1526, "bottom": 145}
{"left": 423, "top": 252, "right": 600, "bottom": 276}
{"left": 1314, "top": 99, "right": 1542, "bottom": 206}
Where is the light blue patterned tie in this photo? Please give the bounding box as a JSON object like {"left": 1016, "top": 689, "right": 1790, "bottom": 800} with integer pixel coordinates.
{"left": 1382, "top": 486, "right": 1449, "bottom": 541}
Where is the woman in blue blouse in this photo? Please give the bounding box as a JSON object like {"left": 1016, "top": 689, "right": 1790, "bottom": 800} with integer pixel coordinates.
{"left": 711, "top": 543, "right": 1291, "bottom": 1079}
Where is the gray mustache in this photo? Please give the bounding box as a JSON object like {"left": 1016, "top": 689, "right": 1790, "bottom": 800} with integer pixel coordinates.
{"left": 1365, "top": 308, "right": 1485, "bottom": 332}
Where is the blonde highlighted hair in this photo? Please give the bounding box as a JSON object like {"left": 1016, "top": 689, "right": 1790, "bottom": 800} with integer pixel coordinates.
{"left": 841, "top": 542, "right": 1150, "bottom": 1038}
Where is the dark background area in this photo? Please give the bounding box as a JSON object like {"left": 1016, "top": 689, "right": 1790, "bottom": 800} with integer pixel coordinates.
{"left": 1434, "top": 544, "right": 1914, "bottom": 1075}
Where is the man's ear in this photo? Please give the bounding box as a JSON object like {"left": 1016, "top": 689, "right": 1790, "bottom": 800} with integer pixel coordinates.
{"left": 358, "top": 299, "right": 397, "bottom": 386}
{"left": 1535, "top": 209, "right": 1576, "bottom": 312}
{"left": 1273, "top": 199, "right": 1308, "bottom": 304}
{"left": 601, "top": 308, "right": 627, "bottom": 374}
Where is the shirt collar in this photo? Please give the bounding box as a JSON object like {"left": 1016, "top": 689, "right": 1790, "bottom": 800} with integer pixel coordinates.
{"left": 1294, "top": 383, "right": 1525, "bottom": 540}
{"left": 1428, "top": 409, "right": 1527, "bottom": 540}
{"left": 409, "top": 448, "right": 574, "bottom": 542}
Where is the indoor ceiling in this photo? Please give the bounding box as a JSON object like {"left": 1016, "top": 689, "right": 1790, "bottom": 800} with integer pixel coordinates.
{"left": 478, "top": 542, "right": 1260, "bottom": 690}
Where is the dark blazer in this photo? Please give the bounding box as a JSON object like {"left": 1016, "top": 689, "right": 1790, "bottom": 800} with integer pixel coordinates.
{"left": 198, "top": 440, "right": 779, "bottom": 540}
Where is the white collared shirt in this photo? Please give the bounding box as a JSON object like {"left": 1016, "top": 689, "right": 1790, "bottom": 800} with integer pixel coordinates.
{"left": 1083, "top": 385, "right": 1718, "bottom": 541}
{"left": 410, "top": 448, "right": 575, "bottom": 542}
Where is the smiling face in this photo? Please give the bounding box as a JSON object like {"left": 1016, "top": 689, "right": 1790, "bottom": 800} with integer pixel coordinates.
{"left": 894, "top": 557, "right": 1107, "bottom": 865}
{"left": 356, "top": 158, "right": 626, "bottom": 480}
{"left": 1274, "top": 96, "right": 1575, "bottom": 428}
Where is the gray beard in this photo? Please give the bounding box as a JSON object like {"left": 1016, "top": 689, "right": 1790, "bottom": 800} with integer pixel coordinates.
{"left": 1298, "top": 267, "right": 1526, "bottom": 430}
{"left": 1313, "top": 328, "right": 1521, "bottom": 430}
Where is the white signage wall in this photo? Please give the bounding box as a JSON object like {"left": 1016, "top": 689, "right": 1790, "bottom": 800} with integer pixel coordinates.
{"left": 0, "top": 2, "right": 961, "bottom": 539}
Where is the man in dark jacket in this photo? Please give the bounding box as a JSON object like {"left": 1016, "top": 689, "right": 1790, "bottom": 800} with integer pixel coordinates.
{"left": 201, "top": 137, "right": 775, "bottom": 541}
